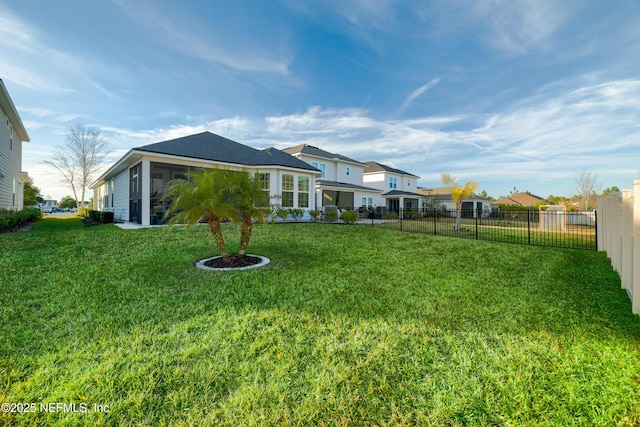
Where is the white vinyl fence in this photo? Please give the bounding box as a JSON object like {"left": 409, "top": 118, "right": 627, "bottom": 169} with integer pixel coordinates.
{"left": 597, "top": 180, "right": 640, "bottom": 314}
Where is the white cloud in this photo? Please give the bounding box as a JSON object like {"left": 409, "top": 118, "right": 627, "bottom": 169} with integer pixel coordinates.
{"left": 399, "top": 77, "right": 443, "bottom": 113}
{"left": 470, "top": 0, "right": 575, "bottom": 54}
{"left": 112, "top": 0, "right": 292, "bottom": 74}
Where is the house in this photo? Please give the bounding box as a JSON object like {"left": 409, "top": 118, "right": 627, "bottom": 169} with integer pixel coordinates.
{"left": 90, "top": 132, "right": 320, "bottom": 225}
{"left": 0, "top": 80, "right": 30, "bottom": 211}
{"left": 363, "top": 161, "right": 422, "bottom": 212}
{"left": 493, "top": 192, "right": 545, "bottom": 208}
{"left": 282, "top": 144, "right": 381, "bottom": 211}
{"left": 417, "top": 187, "right": 492, "bottom": 218}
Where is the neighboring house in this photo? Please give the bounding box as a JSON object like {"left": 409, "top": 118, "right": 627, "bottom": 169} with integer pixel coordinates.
{"left": 0, "top": 80, "right": 30, "bottom": 211}
{"left": 282, "top": 144, "right": 381, "bottom": 210}
{"left": 363, "top": 161, "right": 422, "bottom": 212}
{"left": 493, "top": 192, "right": 545, "bottom": 208}
{"left": 41, "top": 200, "right": 58, "bottom": 208}
{"left": 417, "top": 187, "right": 492, "bottom": 218}
{"left": 90, "top": 132, "right": 320, "bottom": 225}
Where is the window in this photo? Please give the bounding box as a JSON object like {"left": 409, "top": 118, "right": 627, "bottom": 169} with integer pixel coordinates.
{"left": 282, "top": 174, "right": 294, "bottom": 207}
{"left": 258, "top": 173, "right": 270, "bottom": 197}
{"left": 12, "top": 177, "right": 16, "bottom": 206}
{"left": 407, "top": 179, "right": 411, "bottom": 187}
{"left": 389, "top": 177, "right": 397, "bottom": 189}
{"left": 311, "top": 162, "right": 325, "bottom": 178}
{"left": 346, "top": 167, "right": 350, "bottom": 176}
{"left": 8, "top": 123, "right": 13, "bottom": 151}
{"left": 298, "top": 176, "right": 309, "bottom": 208}
{"left": 362, "top": 197, "right": 367, "bottom": 207}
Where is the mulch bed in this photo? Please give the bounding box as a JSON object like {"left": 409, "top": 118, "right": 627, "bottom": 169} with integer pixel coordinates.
{"left": 81, "top": 217, "right": 102, "bottom": 227}
{"left": 204, "top": 254, "right": 263, "bottom": 269}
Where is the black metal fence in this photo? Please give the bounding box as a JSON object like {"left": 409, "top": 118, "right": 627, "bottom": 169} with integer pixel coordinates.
{"left": 370, "top": 208, "right": 597, "bottom": 250}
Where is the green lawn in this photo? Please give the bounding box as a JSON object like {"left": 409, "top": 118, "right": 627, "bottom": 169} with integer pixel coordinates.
{"left": 1, "top": 217, "right": 639, "bottom": 426}
{"left": 378, "top": 216, "right": 596, "bottom": 250}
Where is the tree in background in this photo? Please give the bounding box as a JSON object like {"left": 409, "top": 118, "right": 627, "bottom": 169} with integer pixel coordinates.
{"left": 23, "top": 176, "right": 41, "bottom": 206}
{"left": 441, "top": 173, "right": 478, "bottom": 230}
{"left": 601, "top": 186, "right": 620, "bottom": 197}
{"left": 575, "top": 170, "right": 600, "bottom": 211}
{"left": 59, "top": 196, "right": 77, "bottom": 209}
{"left": 479, "top": 190, "right": 495, "bottom": 201}
{"left": 44, "top": 124, "right": 110, "bottom": 210}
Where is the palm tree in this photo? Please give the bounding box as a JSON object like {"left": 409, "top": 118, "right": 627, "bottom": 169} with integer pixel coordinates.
{"left": 163, "top": 168, "right": 269, "bottom": 260}
{"left": 163, "top": 168, "right": 236, "bottom": 259}
{"left": 441, "top": 173, "right": 478, "bottom": 230}
{"left": 227, "top": 170, "right": 269, "bottom": 255}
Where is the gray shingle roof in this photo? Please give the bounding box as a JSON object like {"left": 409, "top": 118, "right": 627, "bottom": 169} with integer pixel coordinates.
{"left": 363, "top": 161, "right": 419, "bottom": 178}
{"left": 135, "top": 132, "right": 318, "bottom": 172}
{"left": 282, "top": 144, "right": 364, "bottom": 165}
{"left": 316, "top": 179, "right": 381, "bottom": 192}
{"left": 382, "top": 190, "right": 424, "bottom": 197}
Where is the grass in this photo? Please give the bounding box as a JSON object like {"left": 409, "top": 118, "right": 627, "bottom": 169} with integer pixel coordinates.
{"left": 379, "top": 215, "right": 597, "bottom": 250}
{"left": 1, "top": 217, "right": 640, "bottom": 426}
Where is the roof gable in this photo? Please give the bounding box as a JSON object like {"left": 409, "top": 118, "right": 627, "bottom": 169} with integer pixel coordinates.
{"left": 494, "top": 192, "right": 544, "bottom": 206}
{"left": 363, "top": 161, "right": 418, "bottom": 178}
{"left": 282, "top": 144, "right": 363, "bottom": 165}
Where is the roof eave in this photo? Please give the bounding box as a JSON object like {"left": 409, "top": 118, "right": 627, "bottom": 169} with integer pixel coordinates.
{"left": 0, "top": 80, "right": 30, "bottom": 142}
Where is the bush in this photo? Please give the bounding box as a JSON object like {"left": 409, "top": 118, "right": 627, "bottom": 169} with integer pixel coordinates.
{"left": 341, "top": 210, "right": 357, "bottom": 224}
{"left": 0, "top": 209, "right": 42, "bottom": 233}
{"left": 324, "top": 211, "right": 338, "bottom": 223}
{"left": 289, "top": 208, "right": 304, "bottom": 222}
{"left": 86, "top": 210, "right": 114, "bottom": 224}
{"left": 385, "top": 211, "right": 399, "bottom": 220}
{"left": 309, "top": 210, "right": 321, "bottom": 222}
{"left": 276, "top": 207, "right": 289, "bottom": 222}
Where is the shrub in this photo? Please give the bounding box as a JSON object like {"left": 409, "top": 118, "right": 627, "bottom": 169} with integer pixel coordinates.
{"left": 324, "top": 211, "right": 338, "bottom": 223}
{"left": 289, "top": 208, "right": 304, "bottom": 222}
{"left": 276, "top": 207, "right": 289, "bottom": 222}
{"left": 405, "top": 210, "right": 419, "bottom": 219}
{"left": 0, "top": 209, "right": 42, "bottom": 233}
{"left": 309, "top": 210, "right": 321, "bottom": 222}
{"left": 341, "top": 210, "right": 357, "bottom": 224}
{"left": 86, "top": 210, "right": 115, "bottom": 224}
{"left": 385, "top": 211, "right": 399, "bottom": 220}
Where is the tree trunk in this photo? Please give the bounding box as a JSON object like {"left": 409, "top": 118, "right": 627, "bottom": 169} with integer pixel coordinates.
{"left": 455, "top": 202, "right": 462, "bottom": 230}
{"left": 207, "top": 216, "right": 228, "bottom": 258}
{"left": 239, "top": 216, "right": 253, "bottom": 255}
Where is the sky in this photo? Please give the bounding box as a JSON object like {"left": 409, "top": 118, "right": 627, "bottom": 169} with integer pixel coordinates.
{"left": 2, "top": 0, "right": 640, "bottom": 202}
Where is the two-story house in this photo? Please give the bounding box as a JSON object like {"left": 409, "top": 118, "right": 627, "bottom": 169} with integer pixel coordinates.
{"left": 363, "top": 161, "right": 422, "bottom": 213}
{"left": 282, "top": 145, "right": 381, "bottom": 210}
{"left": 0, "top": 80, "right": 30, "bottom": 211}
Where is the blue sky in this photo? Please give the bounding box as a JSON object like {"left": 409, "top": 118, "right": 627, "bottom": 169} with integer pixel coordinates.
{"left": 2, "top": 0, "right": 639, "bottom": 201}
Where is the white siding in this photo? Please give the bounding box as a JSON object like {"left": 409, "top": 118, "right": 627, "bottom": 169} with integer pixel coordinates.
{"left": 0, "top": 112, "right": 22, "bottom": 210}
{"left": 113, "top": 169, "right": 129, "bottom": 222}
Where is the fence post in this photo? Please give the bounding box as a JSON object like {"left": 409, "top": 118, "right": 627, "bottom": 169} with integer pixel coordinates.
{"left": 475, "top": 209, "right": 479, "bottom": 240}
{"left": 633, "top": 180, "right": 640, "bottom": 314}
{"left": 527, "top": 210, "right": 531, "bottom": 245}
{"left": 433, "top": 209, "right": 437, "bottom": 235}
{"left": 594, "top": 210, "right": 598, "bottom": 251}
{"left": 400, "top": 208, "right": 403, "bottom": 232}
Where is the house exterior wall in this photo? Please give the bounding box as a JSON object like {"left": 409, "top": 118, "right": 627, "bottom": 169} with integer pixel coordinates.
{"left": 295, "top": 153, "right": 364, "bottom": 186}
{"left": 92, "top": 155, "right": 318, "bottom": 225}
{"left": 363, "top": 171, "right": 414, "bottom": 193}
{"left": 0, "top": 109, "right": 23, "bottom": 210}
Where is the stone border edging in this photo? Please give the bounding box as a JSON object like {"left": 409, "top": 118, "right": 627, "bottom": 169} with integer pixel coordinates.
{"left": 195, "top": 254, "right": 270, "bottom": 271}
